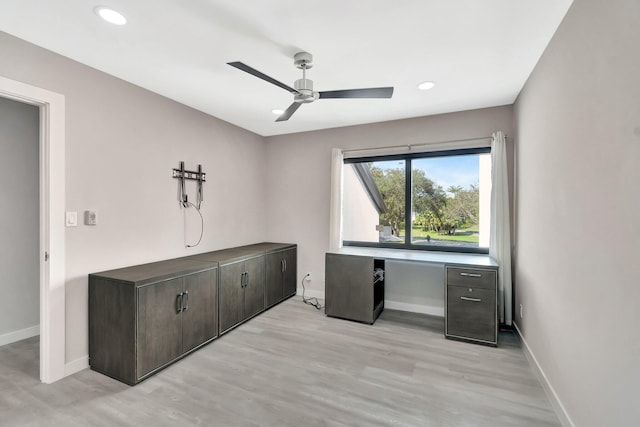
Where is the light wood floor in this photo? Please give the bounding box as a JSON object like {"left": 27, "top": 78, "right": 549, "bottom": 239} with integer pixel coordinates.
{"left": 0, "top": 298, "right": 559, "bottom": 426}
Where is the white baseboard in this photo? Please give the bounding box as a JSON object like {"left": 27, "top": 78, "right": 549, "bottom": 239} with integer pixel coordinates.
{"left": 65, "top": 355, "right": 89, "bottom": 376}
{"left": 0, "top": 325, "right": 39, "bottom": 347}
{"left": 385, "top": 300, "right": 444, "bottom": 317}
{"left": 294, "top": 290, "right": 443, "bottom": 318}
{"left": 513, "top": 323, "right": 574, "bottom": 427}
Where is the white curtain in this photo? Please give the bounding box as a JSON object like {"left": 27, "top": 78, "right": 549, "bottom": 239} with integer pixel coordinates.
{"left": 490, "top": 131, "right": 513, "bottom": 325}
{"left": 329, "top": 148, "right": 344, "bottom": 250}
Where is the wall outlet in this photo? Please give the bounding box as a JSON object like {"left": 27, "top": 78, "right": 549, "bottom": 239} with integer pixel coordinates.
{"left": 304, "top": 273, "right": 312, "bottom": 282}
{"left": 519, "top": 304, "right": 524, "bottom": 318}
{"left": 84, "top": 210, "right": 97, "bottom": 226}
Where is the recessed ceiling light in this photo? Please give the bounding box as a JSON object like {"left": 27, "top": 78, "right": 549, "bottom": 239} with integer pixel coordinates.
{"left": 94, "top": 6, "right": 127, "bottom": 25}
{"left": 418, "top": 81, "right": 436, "bottom": 91}
{"left": 272, "top": 109, "right": 284, "bottom": 115}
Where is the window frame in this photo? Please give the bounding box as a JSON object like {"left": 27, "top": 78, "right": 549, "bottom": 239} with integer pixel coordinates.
{"left": 343, "top": 147, "right": 491, "bottom": 254}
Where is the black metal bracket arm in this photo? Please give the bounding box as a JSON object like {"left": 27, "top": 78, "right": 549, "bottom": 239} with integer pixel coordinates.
{"left": 173, "top": 161, "right": 205, "bottom": 208}
{"left": 172, "top": 161, "right": 206, "bottom": 182}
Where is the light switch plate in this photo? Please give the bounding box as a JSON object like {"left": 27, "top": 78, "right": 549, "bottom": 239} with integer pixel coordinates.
{"left": 65, "top": 211, "right": 78, "bottom": 227}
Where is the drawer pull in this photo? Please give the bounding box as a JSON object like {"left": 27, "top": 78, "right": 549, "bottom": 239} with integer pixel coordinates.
{"left": 460, "top": 272, "right": 482, "bottom": 278}
{"left": 460, "top": 296, "right": 482, "bottom": 302}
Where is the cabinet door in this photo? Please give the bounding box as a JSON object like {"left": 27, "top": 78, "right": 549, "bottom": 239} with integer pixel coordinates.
{"left": 182, "top": 268, "right": 217, "bottom": 353}
{"left": 282, "top": 247, "right": 297, "bottom": 298}
{"left": 325, "top": 253, "right": 374, "bottom": 323}
{"left": 243, "top": 255, "right": 265, "bottom": 320}
{"left": 137, "top": 278, "right": 183, "bottom": 378}
{"left": 219, "top": 261, "right": 245, "bottom": 334}
{"left": 265, "top": 252, "right": 284, "bottom": 308}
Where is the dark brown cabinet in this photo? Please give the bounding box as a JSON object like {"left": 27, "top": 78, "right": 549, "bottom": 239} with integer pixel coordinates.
{"left": 445, "top": 266, "right": 498, "bottom": 346}
{"left": 219, "top": 254, "right": 265, "bottom": 334}
{"left": 324, "top": 253, "right": 385, "bottom": 324}
{"left": 90, "top": 242, "right": 296, "bottom": 385}
{"left": 89, "top": 260, "right": 218, "bottom": 385}
{"left": 265, "top": 246, "right": 297, "bottom": 308}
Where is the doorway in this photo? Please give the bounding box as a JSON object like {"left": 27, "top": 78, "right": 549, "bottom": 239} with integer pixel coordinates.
{"left": 0, "top": 75, "right": 66, "bottom": 383}
{"left": 0, "top": 97, "right": 39, "bottom": 354}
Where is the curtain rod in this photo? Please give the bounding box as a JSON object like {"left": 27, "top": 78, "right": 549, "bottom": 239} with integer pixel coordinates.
{"left": 342, "top": 135, "right": 499, "bottom": 154}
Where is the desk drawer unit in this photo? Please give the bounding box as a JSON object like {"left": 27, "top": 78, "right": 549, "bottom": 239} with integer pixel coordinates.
{"left": 445, "top": 266, "right": 498, "bottom": 346}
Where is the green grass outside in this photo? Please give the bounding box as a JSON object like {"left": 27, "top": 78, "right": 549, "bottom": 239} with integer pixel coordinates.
{"left": 398, "top": 225, "right": 480, "bottom": 243}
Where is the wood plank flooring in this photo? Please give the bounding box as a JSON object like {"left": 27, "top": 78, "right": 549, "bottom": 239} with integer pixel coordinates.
{"left": 0, "top": 298, "right": 560, "bottom": 426}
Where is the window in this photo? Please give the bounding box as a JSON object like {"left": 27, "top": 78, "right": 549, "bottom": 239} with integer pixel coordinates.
{"left": 342, "top": 148, "right": 491, "bottom": 253}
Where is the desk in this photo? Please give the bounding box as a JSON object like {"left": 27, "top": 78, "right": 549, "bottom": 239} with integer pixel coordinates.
{"left": 327, "top": 246, "right": 497, "bottom": 267}
{"left": 325, "top": 247, "right": 499, "bottom": 345}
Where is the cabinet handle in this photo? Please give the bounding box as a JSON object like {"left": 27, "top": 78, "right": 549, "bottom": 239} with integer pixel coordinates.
{"left": 176, "top": 292, "right": 183, "bottom": 313}
{"left": 460, "top": 272, "right": 482, "bottom": 278}
{"left": 460, "top": 296, "right": 482, "bottom": 302}
{"left": 182, "top": 290, "right": 189, "bottom": 312}
{"left": 240, "top": 272, "right": 245, "bottom": 288}
{"left": 281, "top": 259, "right": 285, "bottom": 273}
{"left": 284, "top": 259, "right": 287, "bottom": 271}
{"left": 241, "top": 272, "right": 248, "bottom": 288}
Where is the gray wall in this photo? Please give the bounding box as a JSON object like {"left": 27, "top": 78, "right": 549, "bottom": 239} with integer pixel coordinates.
{"left": 513, "top": 0, "right": 640, "bottom": 425}
{"left": 264, "top": 105, "right": 514, "bottom": 300}
{"left": 0, "top": 31, "right": 267, "bottom": 363}
{"left": 0, "top": 97, "right": 39, "bottom": 339}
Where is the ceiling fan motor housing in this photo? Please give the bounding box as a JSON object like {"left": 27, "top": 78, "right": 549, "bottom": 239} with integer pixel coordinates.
{"left": 294, "top": 78, "right": 318, "bottom": 103}
{"left": 293, "top": 52, "right": 317, "bottom": 103}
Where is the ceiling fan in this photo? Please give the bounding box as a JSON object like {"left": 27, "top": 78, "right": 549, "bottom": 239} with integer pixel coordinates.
{"left": 227, "top": 52, "right": 394, "bottom": 122}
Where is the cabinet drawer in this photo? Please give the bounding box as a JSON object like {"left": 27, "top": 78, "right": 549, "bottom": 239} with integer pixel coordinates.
{"left": 446, "top": 267, "right": 496, "bottom": 289}
{"left": 446, "top": 285, "right": 496, "bottom": 344}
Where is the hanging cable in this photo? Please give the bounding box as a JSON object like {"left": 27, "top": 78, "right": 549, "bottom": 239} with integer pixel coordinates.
{"left": 184, "top": 201, "right": 204, "bottom": 248}
{"left": 302, "top": 273, "right": 323, "bottom": 310}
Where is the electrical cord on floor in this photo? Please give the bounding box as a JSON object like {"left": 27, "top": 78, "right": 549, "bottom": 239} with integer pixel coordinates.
{"left": 302, "top": 273, "right": 323, "bottom": 310}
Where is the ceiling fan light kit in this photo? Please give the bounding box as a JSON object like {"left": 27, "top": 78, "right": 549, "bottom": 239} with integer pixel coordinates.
{"left": 227, "top": 51, "right": 394, "bottom": 122}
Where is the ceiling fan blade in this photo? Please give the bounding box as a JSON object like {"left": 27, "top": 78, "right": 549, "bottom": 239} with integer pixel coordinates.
{"left": 276, "top": 102, "right": 302, "bottom": 122}
{"left": 227, "top": 61, "right": 300, "bottom": 95}
{"left": 319, "top": 87, "right": 394, "bottom": 99}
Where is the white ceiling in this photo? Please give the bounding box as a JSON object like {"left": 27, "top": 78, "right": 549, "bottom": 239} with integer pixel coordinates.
{"left": 0, "top": 0, "right": 573, "bottom": 137}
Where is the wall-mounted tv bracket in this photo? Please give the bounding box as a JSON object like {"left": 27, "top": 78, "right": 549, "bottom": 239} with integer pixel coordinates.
{"left": 172, "top": 161, "right": 206, "bottom": 208}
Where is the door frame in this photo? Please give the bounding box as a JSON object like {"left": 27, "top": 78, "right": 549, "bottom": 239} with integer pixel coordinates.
{"left": 0, "top": 75, "right": 66, "bottom": 383}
